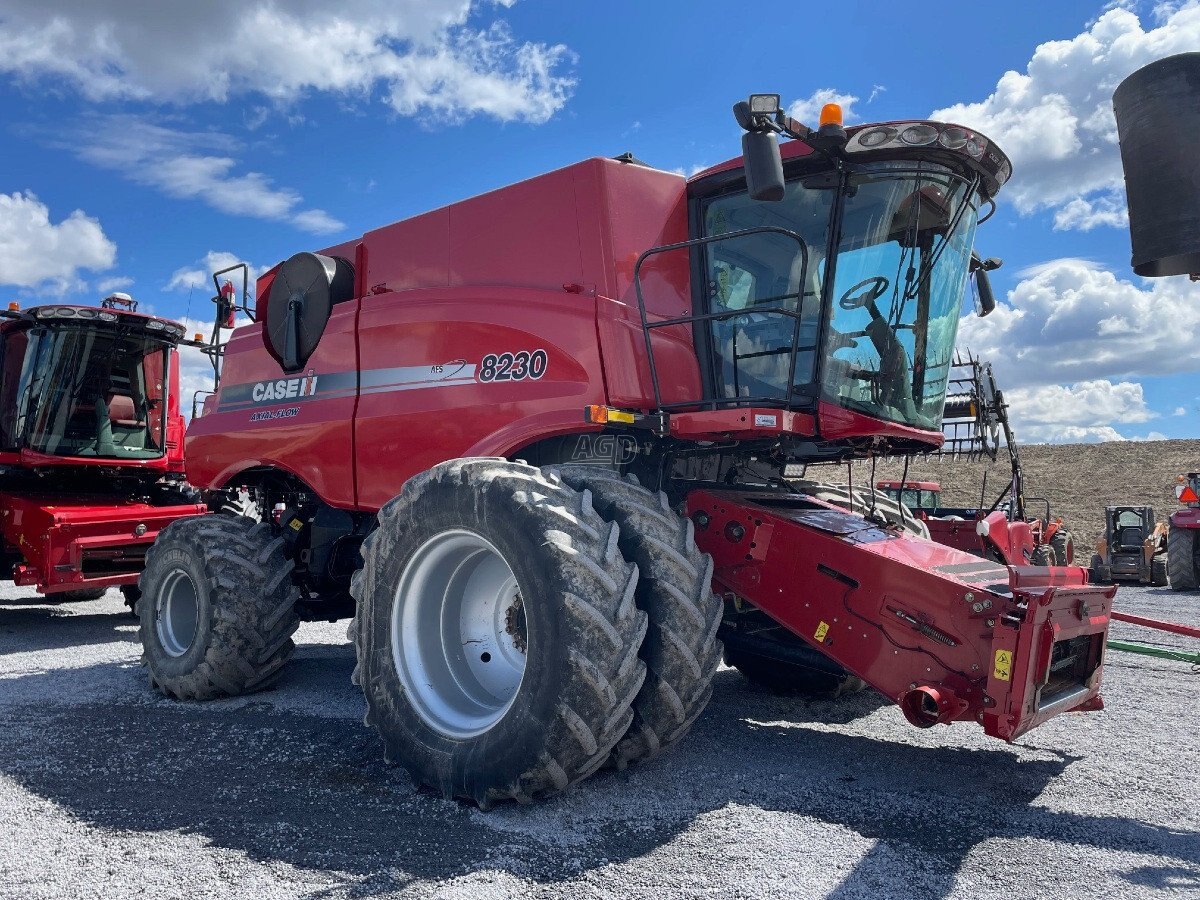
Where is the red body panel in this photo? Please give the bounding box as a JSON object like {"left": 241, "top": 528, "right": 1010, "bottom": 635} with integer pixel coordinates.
{"left": 1170, "top": 507, "right": 1200, "bottom": 529}
{"left": 877, "top": 479, "right": 940, "bottom": 491}
{"left": 0, "top": 492, "right": 204, "bottom": 593}
{"left": 687, "top": 489, "right": 1113, "bottom": 740}
{"left": 924, "top": 510, "right": 1036, "bottom": 566}
{"left": 190, "top": 158, "right": 700, "bottom": 507}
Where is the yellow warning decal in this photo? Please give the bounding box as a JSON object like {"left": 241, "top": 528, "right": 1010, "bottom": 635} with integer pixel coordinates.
{"left": 289, "top": 518, "right": 304, "bottom": 531}
{"left": 993, "top": 649, "right": 1013, "bottom": 682}
{"left": 815, "top": 621, "right": 830, "bottom": 642}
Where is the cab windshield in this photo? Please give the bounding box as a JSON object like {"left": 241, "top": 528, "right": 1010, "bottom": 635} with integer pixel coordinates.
{"left": 0, "top": 325, "right": 170, "bottom": 460}
{"left": 700, "top": 160, "right": 980, "bottom": 431}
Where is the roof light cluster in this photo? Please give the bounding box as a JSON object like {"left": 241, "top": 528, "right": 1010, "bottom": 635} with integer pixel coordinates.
{"left": 32, "top": 305, "right": 186, "bottom": 339}
{"left": 848, "top": 121, "right": 1012, "bottom": 189}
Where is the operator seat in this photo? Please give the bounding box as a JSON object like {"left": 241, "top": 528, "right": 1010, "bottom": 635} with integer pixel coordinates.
{"left": 1116, "top": 525, "right": 1145, "bottom": 551}
{"left": 106, "top": 393, "right": 147, "bottom": 450}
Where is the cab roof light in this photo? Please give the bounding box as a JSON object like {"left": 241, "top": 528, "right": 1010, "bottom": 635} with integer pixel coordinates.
{"left": 819, "top": 103, "right": 843, "bottom": 128}
{"left": 7, "top": 302, "right": 18, "bottom": 312}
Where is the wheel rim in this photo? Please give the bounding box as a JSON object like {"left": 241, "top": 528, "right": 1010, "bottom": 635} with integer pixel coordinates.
{"left": 392, "top": 529, "right": 528, "bottom": 739}
{"left": 156, "top": 568, "right": 199, "bottom": 658}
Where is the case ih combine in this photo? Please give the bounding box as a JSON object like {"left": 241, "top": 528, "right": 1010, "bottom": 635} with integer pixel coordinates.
{"left": 0, "top": 294, "right": 203, "bottom": 607}
{"left": 136, "top": 96, "right": 1114, "bottom": 807}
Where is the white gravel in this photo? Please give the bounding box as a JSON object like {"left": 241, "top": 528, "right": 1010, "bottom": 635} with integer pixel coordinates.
{"left": 0, "top": 581, "right": 1197, "bottom": 899}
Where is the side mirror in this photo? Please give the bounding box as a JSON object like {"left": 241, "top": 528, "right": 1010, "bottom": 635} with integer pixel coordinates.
{"left": 970, "top": 252, "right": 1001, "bottom": 317}
{"left": 973, "top": 267, "right": 996, "bottom": 317}
{"left": 742, "top": 130, "right": 785, "bottom": 202}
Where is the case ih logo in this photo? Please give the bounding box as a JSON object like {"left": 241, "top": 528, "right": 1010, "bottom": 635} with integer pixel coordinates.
{"left": 251, "top": 374, "right": 319, "bottom": 403}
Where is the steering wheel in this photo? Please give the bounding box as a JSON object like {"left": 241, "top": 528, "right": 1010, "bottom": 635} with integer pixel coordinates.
{"left": 838, "top": 276, "right": 890, "bottom": 311}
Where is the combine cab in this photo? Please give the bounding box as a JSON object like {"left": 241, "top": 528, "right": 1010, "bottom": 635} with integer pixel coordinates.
{"left": 0, "top": 294, "right": 204, "bottom": 606}
{"left": 137, "top": 95, "right": 1113, "bottom": 806}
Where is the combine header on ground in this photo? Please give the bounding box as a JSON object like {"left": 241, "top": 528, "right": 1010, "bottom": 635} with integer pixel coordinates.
{"left": 136, "top": 94, "right": 1113, "bottom": 806}
{"left": 0, "top": 294, "right": 204, "bottom": 607}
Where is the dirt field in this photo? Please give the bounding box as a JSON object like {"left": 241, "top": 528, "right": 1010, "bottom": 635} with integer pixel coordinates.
{"left": 858, "top": 438, "right": 1200, "bottom": 547}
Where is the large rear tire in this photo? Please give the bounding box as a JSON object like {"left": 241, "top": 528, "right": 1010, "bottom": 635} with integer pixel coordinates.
{"left": 552, "top": 465, "right": 722, "bottom": 770}
{"left": 1167, "top": 525, "right": 1198, "bottom": 591}
{"left": 350, "top": 459, "right": 647, "bottom": 807}
{"left": 139, "top": 515, "right": 301, "bottom": 700}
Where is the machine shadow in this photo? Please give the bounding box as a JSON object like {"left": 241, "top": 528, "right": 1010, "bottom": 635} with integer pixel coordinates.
{"left": 0, "top": 661, "right": 1194, "bottom": 898}
{"left": 0, "top": 602, "right": 138, "bottom": 654}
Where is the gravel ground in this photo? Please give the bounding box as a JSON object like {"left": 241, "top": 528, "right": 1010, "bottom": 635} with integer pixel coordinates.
{"left": 0, "top": 581, "right": 1197, "bottom": 899}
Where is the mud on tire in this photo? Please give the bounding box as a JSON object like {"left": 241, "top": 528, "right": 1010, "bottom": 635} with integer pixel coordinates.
{"left": 349, "top": 459, "right": 648, "bottom": 807}
{"left": 1167, "top": 525, "right": 1198, "bottom": 591}
{"left": 551, "top": 465, "right": 722, "bottom": 770}
{"left": 139, "top": 515, "right": 301, "bottom": 700}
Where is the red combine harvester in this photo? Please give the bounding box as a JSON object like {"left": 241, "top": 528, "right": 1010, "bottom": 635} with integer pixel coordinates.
{"left": 0, "top": 294, "right": 204, "bottom": 607}
{"left": 138, "top": 96, "right": 1113, "bottom": 806}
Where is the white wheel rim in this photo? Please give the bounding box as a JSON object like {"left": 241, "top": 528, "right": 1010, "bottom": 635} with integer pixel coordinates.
{"left": 157, "top": 568, "right": 199, "bottom": 658}
{"left": 392, "top": 529, "right": 528, "bottom": 739}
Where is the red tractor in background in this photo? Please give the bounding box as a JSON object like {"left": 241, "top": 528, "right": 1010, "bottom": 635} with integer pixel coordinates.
{"left": 0, "top": 294, "right": 204, "bottom": 609}
{"left": 137, "top": 95, "right": 1113, "bottom": 807}
{"left": 1167, "top": 473, "right": 1200, "bottom": 590}
{"left": 878, "top": 354, "right": 1074, "bottom": 567}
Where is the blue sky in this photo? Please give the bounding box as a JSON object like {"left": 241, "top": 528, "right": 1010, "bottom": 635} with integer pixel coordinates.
{"left": 1, "top": 0, "right": 1198, "bottom": 442}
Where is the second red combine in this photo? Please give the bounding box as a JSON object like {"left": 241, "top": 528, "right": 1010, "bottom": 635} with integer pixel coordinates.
{"left": 137, "top": 95, "right": 1113, "bottom": 806}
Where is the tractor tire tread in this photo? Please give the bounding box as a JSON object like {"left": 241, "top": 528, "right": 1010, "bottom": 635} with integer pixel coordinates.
{"left": 350, "top": 458, "right": 647, "bottom": 807}
{"left": 550, "top": 465, "right": 722, "bottom": 770}
{"left": 140, "top": 514, "right": 300, "bottom": 701}
{"left": 1167, "top": 525, "right": 1198, "bottom": 591}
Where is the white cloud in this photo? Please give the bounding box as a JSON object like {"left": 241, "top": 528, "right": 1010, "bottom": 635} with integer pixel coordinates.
{"left": 1052, "top": 194, "right": 1129, "bottom": 231}
{"left": 1174, "top": 406, "right": 1188, "bottom": 416}
{"left": 1003, "top": 378, "right": 1157, "bottom": 443}
{"left": 0, "top": 2, "right": 574, "bottom": 124}
{"left": 61, "top": 117, "right": 343, "bottom": 235}
{"left": 0, "top": 192, "right": 116, "bottom": 291}
{"left": 931, "top": 3, "right": 1200, "bottom": 229}
{"left": 95, "top": 275, "right": 133, "bottom": 294}
{"left": 958, "top": 258, "right": 1200, "bottom": 388}
{"left": 788, "top": 88, "right": 859, "bottom": 125}
{"left": 167, "top": 252, "right": 266, "bottom": 294}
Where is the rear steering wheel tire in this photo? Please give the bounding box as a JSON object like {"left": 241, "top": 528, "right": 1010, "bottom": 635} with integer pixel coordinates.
{"left": 350, "top": 459, "right": 648, "bottom": 807}
{"left": 139, "top": 514, "right": 300, "bottom": 701}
